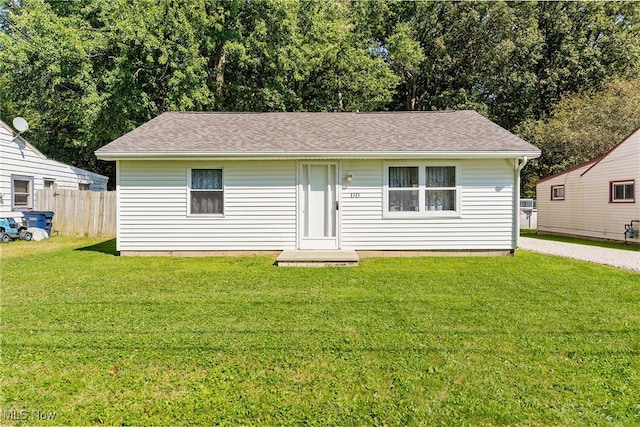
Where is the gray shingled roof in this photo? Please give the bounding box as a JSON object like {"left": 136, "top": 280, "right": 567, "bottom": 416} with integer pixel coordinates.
{"left": 96, "top": 110, "right": 540, "bottom": 157}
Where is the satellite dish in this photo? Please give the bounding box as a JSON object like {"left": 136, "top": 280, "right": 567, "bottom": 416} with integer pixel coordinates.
{"left": 13, "top": 117, "right": 29, "bottom": 133}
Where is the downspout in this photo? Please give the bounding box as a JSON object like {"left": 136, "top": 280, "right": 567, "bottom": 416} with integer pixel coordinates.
{"left": 513, "top": 156, "right": 529, "bottom": 252}
{"left": 115, "top": 160, "right": 121, "bottom": 253}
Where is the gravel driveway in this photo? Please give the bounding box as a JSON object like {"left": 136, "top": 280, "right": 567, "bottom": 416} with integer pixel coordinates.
{"left": 519, "top": 237, "right": 640, "bottom": 273}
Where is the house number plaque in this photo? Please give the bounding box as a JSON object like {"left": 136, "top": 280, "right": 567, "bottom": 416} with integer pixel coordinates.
{"left": 350, "top": 193, "right": 361, "bottom": 198}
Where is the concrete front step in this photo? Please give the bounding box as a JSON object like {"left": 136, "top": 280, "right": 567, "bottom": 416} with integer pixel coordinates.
{"left": 276, "top": 250, "right": 359, "bottom": 267}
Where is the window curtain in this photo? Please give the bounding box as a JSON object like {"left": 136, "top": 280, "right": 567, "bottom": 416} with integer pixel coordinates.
{"left": 191, "top": 169, "right": 223, "bottom": 214}
{"left": 426, "top": 166, "right": 455, "bottom": 211}
{"left": 192, "top": 169, "right": 222, "bottom": 190}
{"left": 191, "top": 192, "right": 223, "bottom": 214}
{"left": 426, "top": 166, "right": 455, "bottom": 188}
{"left": 389, "top": 167, "right": 419, "bottom": 211}
{"left": 389, "top": 167, "right": 418, "bottom": 188}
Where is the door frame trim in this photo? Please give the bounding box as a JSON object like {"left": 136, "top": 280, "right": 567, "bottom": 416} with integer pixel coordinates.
{"left": 297, "top": 161, "right": 341, "bottom": 250}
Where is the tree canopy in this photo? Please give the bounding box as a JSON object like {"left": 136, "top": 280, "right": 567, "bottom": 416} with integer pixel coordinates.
{"left": 1, "top": 0, "right": 639, "bottom": 189}
{"left": 517, "top": 78, "right": 640, "bottom": 197}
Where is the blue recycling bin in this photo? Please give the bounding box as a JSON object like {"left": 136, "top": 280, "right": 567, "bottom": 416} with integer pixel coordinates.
{"left": 24, "top": 211, "right": 55, "bottom": 236}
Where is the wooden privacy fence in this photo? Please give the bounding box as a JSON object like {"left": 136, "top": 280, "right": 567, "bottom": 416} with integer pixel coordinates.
{"left": 35, "top": 189, "right": 116, "bottom": 237}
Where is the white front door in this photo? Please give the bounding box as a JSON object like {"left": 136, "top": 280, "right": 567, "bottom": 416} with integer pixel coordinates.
{"left": 299, "top": 163, "right": 339, "bottom": 249}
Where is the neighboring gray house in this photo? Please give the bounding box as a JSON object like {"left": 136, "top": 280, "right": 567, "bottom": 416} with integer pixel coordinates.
{"left": 96, "top": 111, "right": 540, "bottom": 256}
{"left": 536, "top": 127, "right": 640, "bottom": 243}
{"left": 0, "top": 120, "right": 108, "bottom": 217}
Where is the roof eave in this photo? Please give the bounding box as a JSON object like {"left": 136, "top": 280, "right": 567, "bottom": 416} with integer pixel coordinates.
{"left": 96, "top": 150, "right": 541, "bottom": 161}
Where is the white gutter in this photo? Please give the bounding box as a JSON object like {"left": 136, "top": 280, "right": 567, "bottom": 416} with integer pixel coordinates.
{"left": 96, "top": 150, "right": 541, "bottom": 161}
{"left": 513, "top": 156, "right": 529, "bottom": 251}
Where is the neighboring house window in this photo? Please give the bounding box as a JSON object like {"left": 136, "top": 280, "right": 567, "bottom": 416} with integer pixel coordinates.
{"left": 44, "top": 179, "right": 56, "bottom": 189}
{"left": 610, "top": 180, "right": 635, "bottom": 203}
{"left": 79, "top": 183, "right": 90, "bottom": 191}
{"left": 190, "top": 169, "right": 223, "bottom": 214}
{"left": 11, "top": 175, "right": 34, "bottom": 210}
{"left": 551, "top": 185, "right": 565, "bottom": 201}
{"left": 385, "top": 163, "right": 459, "bottom": 216}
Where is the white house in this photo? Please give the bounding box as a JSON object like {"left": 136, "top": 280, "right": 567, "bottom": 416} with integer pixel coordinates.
{"left": 536, "top": 127, "right": 640, "bottom": 243}
{"left": 0, "top": 120, "right": 109, "bottom": 217}
{"left": 96, "top": 111, "right": 541, "bottom": 256}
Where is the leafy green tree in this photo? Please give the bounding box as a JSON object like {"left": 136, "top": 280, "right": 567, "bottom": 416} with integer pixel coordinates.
{"left": 386, "top": 23, "right": 425, "bottom": 111}
{"left": 220, "top": 0, "right": 398, "bottom": 112}
{"left": 2, "top": 0, "right": 640, "bottom": 188}
{"left": 0, "top": 0, "right": 106, "bottom": 170}
{"left": 354, "top": 1, "right": 640, "bottom": 129}
{"left": 517, "top": 78, "right": 640, "bottom": 197}
{"left": 532, "top": 2, "right": 640, "bottom": 119}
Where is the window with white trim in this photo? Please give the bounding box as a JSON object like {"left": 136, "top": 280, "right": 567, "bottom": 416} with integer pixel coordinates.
{"left": 388, "top": 166, "right": 419, "bottom": 212}
{"left": 44, "top": 179, "right": 56, "bottom": 189}
{"left": 610, "top": 180, "right": 634, "bottom": 203}
{"left": 190, "top": 169, "right": 223, "bottom": 214}
{"left": 385, "top": 163, "right": 459, "bottom": 216}
{"left": 12, "top": 175, "right": 34, "bottom": 210}
{"left": 426, "top": 166, "right": 457, "bottom": 211}
{"left": 551, "top": 185, "right": 565, "bottom": 201}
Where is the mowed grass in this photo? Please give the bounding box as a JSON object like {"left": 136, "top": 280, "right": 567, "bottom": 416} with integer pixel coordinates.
{"left": 521, "top": 229, "right": 640, "bottom": 252}
{"left": 1, "top": 238, "right": 639, "bottom": 425}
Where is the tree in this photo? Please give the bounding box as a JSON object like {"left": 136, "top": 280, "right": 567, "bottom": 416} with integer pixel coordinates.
{"left": 385, "top": 23, "right": 425, "bottom": 111}
{"left": 353, "top": 1, "right": 640, "bottom": 129}
{"left": 517, "top": 78, "right": 640, "bottom": 197}
{"left": 220, "top": 0, "right": 399, "bottom": 112}
{"left": 2, "top": 0, "right": 640, "bottom": 187}
{"left": 0, "top": 0, "right": 107, "bottom": 170}
{"left": 532, "top": 1, "right": 640, "bottom": 120}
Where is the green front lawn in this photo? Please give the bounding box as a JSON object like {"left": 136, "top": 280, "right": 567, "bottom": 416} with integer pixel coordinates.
{"left": 1, "top": 238, "right": 639, "bottom": 425}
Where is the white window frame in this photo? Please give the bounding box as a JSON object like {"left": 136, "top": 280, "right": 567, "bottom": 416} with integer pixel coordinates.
{"left": 551, "top": 185, "right": 565, "bottom": 201}
{"left": 11, "top": 175, "right": 34, "bottom": 211}
{"left": 383, "top": 162, "right": 461, "bottom": 218}
{"left": 610, "top": 180, "right": 635, "bottom": 203}
{"left": 44, "top": 178, "right": 56, "bottom": 189}
{"left": 188, "top": 167, "right": 225, "bottom": 216}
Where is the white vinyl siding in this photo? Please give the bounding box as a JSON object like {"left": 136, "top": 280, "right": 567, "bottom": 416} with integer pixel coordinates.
{"left": 0, "top": 125, "right": 108, "bottom": 217}
{"left": 116, "top": 160, "right": 297, "bottom": 251}
{"left": 341, "top": 159, "right": 514, "bottom": 250}
{"left": 116, "top": 158, "right": 520, "bottom": 252}
{"left": 537, "top": 129, "right": 640, "bottom": 242}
